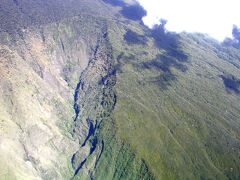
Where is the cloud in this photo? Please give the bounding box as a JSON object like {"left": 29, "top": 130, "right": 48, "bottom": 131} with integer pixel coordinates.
{"left": 136, "top": 0, "right": 240, "bottom": 41}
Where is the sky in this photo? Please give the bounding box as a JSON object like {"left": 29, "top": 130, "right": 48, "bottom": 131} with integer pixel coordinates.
{"left": 136, "top": 0, "right": 240, "bottom": 41}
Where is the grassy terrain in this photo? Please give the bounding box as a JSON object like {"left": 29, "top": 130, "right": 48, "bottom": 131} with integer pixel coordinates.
{"left": 107, "top": 21, "right": 240, "bottom": 179}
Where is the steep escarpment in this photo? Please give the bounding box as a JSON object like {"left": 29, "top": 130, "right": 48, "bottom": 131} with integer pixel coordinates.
{"left": 70, "top": 25, "right": 154, "bottom": 179}
{"left": 0, "top": 2, "right": 113, "bottom": 178}
{"left": 70, "top": 26, "right": 116, "bottom": 178}
{"left": 0, "top": 33, "right": 79, "bottom": 179}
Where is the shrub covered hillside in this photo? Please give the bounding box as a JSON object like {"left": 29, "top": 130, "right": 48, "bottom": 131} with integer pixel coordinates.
{"left": 0, "top": 0, "right": 239, "bottom": 179}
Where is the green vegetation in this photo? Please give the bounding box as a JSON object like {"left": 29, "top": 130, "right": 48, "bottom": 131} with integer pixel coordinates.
{"left": 0, "top": 0, "right": 239, "bottom": 179}
{"left": 108, "top": 22, "right": 240, "bottom": 179}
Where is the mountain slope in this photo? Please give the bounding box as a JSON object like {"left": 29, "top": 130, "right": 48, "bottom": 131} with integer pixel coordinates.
{"left": 0, "top": 0, "right": 239, "bottom": 179}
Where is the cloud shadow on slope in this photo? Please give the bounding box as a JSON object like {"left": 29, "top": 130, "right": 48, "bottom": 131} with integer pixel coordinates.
{"left": 141, "top": 52, "right": 188, "bottom": 90}
{"left": 120, "top": 4, "right": 147, "bottom": 21}
{"left": 124, "top": 29, "right": 147, "bottom": 45}
{"left": 220, "top": 74, "right": 240, "bottom": 95}
{"left": 137, "top": 25, "right": 189, "bottom": 90}
{"left": 102, "top": 0, "right": 126, "bottom": 7}
{"left": 103, "top": 0, "right": 147, "bottom": 21}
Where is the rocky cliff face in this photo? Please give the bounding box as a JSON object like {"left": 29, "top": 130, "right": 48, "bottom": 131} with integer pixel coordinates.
{"left": 0, "top": 1, "right": 105, "bottom": 178}
{"left": 0, "top": 0, "right": 240, "bottom": 179}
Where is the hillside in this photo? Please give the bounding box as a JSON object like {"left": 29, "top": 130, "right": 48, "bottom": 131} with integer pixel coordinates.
{"left": 0, "top": 0, "right": 239, "bottom": 179}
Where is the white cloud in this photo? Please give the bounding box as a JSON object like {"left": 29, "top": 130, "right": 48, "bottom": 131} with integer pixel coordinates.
{"left": 136, "top": 0, "right": 240, "bottom": 41}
